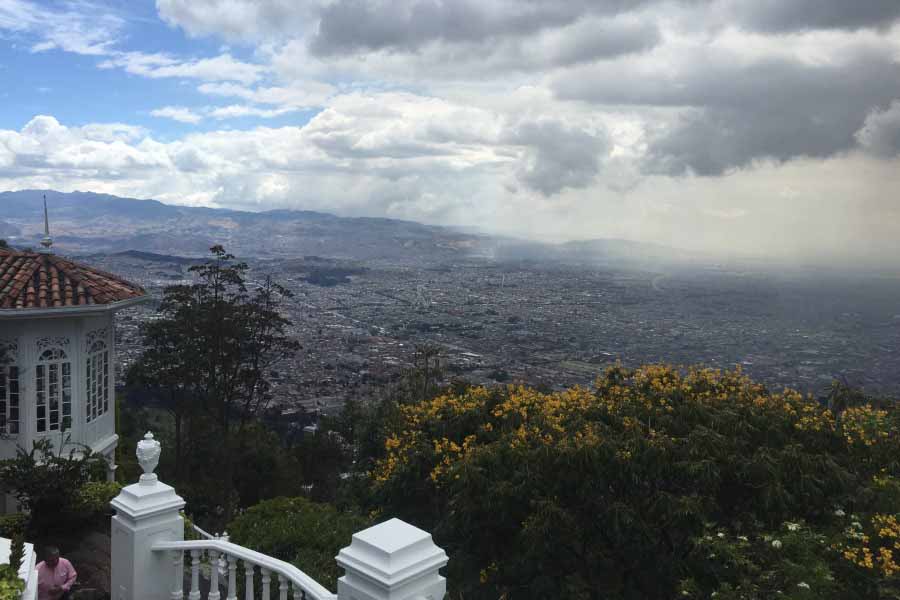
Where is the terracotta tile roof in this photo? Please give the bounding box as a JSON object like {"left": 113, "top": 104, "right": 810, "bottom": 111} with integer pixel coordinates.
{"left": 0, "top": 248, "right": 146, "bottom": 309}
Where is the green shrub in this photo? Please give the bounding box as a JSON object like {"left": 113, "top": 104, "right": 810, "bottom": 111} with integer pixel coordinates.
{"left": 0, "top": 564, "right": 24, "bottom": 600}
{"left": 0, "top": 514, "right": 26, "bottom": 539}
{"left": 75, "top": 481, "right": 122, "bottom": 516}
{"left": 182, "top": 512, "right": 203, "bottom": 541}
{"left": 0, "top": 438, "right": 109, "bottom": 535}
{"left": 227, "top": 497, "right": 369, "bottom": 590}
{"left": 370, "top": 364, "right": 900, "bottom": 599}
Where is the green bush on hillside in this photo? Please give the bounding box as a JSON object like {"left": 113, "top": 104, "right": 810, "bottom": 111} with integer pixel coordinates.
{"left": 368, "top": 364, "right": 900, "bottom": 599}
{"left": 227, "top": 497, "right": 369, "bottom": 590}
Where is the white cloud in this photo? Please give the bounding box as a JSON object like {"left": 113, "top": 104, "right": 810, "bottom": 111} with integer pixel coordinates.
{"left": 100, "top": 51, "right": 265, "bottom": 84}
{"left": 0, "top": 0, "right": 123, "bottom": 56}
{"left": 197, "top": 81, "right": 336, "bottom": 109}
{"left": 156, "top": 0, "right": 314, "bottom": 42}
{"left": 1, "top": 112, "right": 899, "bottom": 264}
{"left": 151, "top": 106, "right": 204, "bottom": 124}
{"left": 856, "top": 101, "right": 900, "bottom": 158}
{"left": 206, "top": 105, "right": 292, "bottom": 119}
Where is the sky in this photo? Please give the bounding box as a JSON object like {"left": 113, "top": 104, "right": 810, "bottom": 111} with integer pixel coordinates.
{"left": 1, "top": 1, "right": 899, "bottom": 264}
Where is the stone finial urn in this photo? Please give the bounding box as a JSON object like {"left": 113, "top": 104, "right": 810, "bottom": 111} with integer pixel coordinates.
{"left": 136, "top": 431, "right": 161, "bottom": 485}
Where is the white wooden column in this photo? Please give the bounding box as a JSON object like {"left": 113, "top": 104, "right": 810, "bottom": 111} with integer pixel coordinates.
{"left": 110, "top": 432, "right": 186, "bottom": 600}
{"left": 335, "top": 518, "right": 448, "bottom": 600}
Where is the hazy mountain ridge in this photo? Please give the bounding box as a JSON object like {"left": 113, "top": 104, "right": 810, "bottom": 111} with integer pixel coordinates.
{"left": 0, "top": 190, "right": 690, "bottom": 267}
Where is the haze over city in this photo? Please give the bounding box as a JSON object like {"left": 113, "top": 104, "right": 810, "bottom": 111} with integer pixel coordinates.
{"left": 1, "top": 0, "right": 899, "bottom": 265}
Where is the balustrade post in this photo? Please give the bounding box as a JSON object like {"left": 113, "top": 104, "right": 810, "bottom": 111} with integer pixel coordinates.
{"left": 111, "top": 432, "right": 186, "bottom": 600}
{"left": 260, "top": 568, "right": 271, "bottom": 600}
{"left": 170, "top": 551, "right": 183, "bottom": 600}
{"left": 336, "top": 519, "right": 448, "bottom": 600}
{"left": 227, "top": 555, "right": 238, "bottom": 600}
{"left": 208, "top": 550, "right": 221, "bottom": 600}
{"left": 244, "top": 562, "right": 255, "bottom": 600}
{"left": 278, "top": 574, "right": 288, "bottom": 600}
{"left": 189, "top": 550, "right": 202, "bottom": 600}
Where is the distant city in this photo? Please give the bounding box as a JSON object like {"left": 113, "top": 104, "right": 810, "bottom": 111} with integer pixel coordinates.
{"left": 96, "top": 251, "right": 900, "bottom": 420}
{"left": 4, "top": 191, "right": 898, "bottom": 415}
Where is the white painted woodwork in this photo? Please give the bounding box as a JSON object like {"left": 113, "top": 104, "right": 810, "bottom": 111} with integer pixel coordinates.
{"left": 110, "top": 431, "right": 186, "bottom": 600}
{"left": 336, "top": 519, "right": 449, "bottom": 600}
{"left": 111, "top": 432, "right": 450, "bottom": 600}
{"left": 0, "top": 313, "right": 118, "bottom": 481}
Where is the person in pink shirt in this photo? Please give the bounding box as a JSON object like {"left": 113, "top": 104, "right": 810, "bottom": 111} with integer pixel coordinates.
{"left": 36, "top": 546, "right": 77, "bottom": 600}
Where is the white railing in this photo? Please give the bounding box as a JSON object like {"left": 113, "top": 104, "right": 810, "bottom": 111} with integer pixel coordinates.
{"left": 190, "top": 522, "right": 219, "bottom": 541}
{"left": 112, "top": 432, "right": 448, "bottom": 600}
{"left": 152, "top": 539, "right": 336, "bottom": 600}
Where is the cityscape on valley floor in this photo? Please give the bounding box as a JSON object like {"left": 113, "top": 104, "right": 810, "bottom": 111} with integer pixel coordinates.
{"left": 93, "top": 250, "right": 900, "bottom": 421}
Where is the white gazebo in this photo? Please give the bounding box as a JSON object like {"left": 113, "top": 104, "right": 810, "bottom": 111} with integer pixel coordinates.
{"left": 0, "top": 239, "right": 148, "bottom": 512}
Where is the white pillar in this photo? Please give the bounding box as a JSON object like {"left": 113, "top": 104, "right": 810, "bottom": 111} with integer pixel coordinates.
{"left": 335, "top": 518, "right": 448, "bottom": 600}
{"left": 110, "top": 432, "right": 185, "bottom": 600}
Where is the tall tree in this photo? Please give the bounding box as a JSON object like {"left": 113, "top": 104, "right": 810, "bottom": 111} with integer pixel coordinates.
{"left": 129, "top": 246, "right": 298, "bottom": 522}
{"left": 127, "top": 317, "right": 197, "bottom": 484}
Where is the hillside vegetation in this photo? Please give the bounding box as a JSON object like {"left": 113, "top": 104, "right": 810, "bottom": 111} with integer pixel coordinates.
{"left": 365, "top": 365, "right": 899, "bottom": 599}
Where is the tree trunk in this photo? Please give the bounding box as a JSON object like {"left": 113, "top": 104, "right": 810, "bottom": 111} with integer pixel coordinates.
{"left": 173, "top": 403, "right": 182, "bottom": 485}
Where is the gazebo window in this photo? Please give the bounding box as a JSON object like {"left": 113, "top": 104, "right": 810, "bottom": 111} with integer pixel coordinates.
{"left": 85, "top": 340, "right": 110, "bottom": 422}
{"left": 0, "top": 365, "right": 19, "bottom": 434}
{"left": 36, "top": 347, "right": 71, "bottom": 433}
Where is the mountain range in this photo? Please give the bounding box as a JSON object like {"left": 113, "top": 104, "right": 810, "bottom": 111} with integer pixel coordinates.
{"left": 0, "top": 190, "right": 694, "bottom": 267}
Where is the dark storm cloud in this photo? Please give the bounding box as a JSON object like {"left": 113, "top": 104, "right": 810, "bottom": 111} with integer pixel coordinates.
{"left": 505, "top": 120, "right": 608, "bottom": 196}
{"left": 555, "top": 50, "right": 900, "bottom": 175}
{"left": 307, "top": 0, "right": 900, "bottom": 58}
{"left": 731, "top": 0, "right": 900, "bottom": 32}
{"left": 548, "top": 20, "right": 660, "bottom": 67}
{"left": 308, "top": 0, "right": 654, "bottom": 55}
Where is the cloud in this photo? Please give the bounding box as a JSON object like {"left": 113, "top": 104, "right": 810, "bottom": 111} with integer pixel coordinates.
{"left": 505, "top": 120, "right": 608, "bottom": 195}
{"left": 155, "top": 0, "right": 645, "bottom": 49}
{"left": 0, "top": 96, "right": 604, "bottom": 208}
{"left": 0, "top": 116, "right": 169, "bottom": 173}
{"left": 727, "top": 0, "right": 900, "bottom": 33}
{"left": 0, "top": 0, "right": 124, "bottom": 56}
{"left": 151, "top": 106, "right": 204, "bottom": 124}
{"left": 554, "top": 42, "right": 900, "bottom": 175}
{"left": 2, "top": 113, "right": 899, "bottom": 265}
{"left": 540, "top": 17, "right": 660, "bottom": 68}
{"left": 99, "top": 52, "right": 265, "bottom": 84}
{"left": 156, "top": 0, "right": 313, "bottom": 42}
{"left": 197, "top": 81, "right": 336, "bottom": 109}
{"left": 207, "top": 105, "right": 296, "bottom": 119}
{"left": 310, "top": 0, "right": 582, "bottom": 55}
{"left": 856, "top": 101, "right": 900, "bottom": 158}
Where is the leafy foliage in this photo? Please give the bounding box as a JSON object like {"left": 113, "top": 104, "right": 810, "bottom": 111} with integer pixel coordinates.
{"left": 227, "top": 497, "right": 369, "bottom": 590}
{"left": 75, "top": 481, "right": 123, "bottom": 515}
{"left": 6, "top": 534, "right": 24, "bottom": 581}
{"left": 0, "top": 564, "right": 24, "bottom": 600}
{"left": 0, "top": 438, "right": 108, "bottom": 536}
{"left": 0, "top": 515, "right": 26, "bottom": 539}
{"left": 368, "top": 364, "right": 900, "bottom": 599}
{"left": 128, "top": 245, "right": 299, "bottom": 524}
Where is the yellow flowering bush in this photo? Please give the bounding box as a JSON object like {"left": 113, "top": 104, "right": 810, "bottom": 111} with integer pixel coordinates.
{"left": 366, "top": 364, "right": 899, "bottom": 599}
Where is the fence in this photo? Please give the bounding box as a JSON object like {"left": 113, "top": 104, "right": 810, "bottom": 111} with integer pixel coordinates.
{"left": 109, "top": 433, "right": 448, "bottom": 600}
